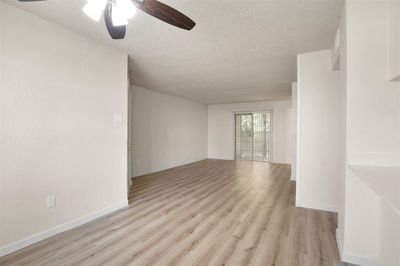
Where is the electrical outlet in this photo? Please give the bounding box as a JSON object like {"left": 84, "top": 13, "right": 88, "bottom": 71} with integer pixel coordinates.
{"left": 46, "top": 195, "right": 56, "bottom": 209}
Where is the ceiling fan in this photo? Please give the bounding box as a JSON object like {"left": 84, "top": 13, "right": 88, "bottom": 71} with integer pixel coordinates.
{"left": 17, "top": 0, "right": 196, "bottom": 39}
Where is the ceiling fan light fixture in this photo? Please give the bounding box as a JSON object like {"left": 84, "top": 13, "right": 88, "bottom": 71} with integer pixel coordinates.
{"left": 83, "top": 0, "right": 107, "bottom": 21}
{"left": 111, "top": 0, "right": 136, "bottom": 27}
{"left": 119, "top": 0, "right": 137, "bottom": 19}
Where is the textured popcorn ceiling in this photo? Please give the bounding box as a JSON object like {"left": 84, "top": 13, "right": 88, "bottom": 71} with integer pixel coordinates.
{"left": 6, "top": 0, "right": 343, "bottom": 104}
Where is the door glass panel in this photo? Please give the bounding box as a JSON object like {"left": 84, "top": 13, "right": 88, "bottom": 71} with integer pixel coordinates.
{"left": 235, "top": 111, "right": 272, "bottom": 161}
{"left": 235, "top": 114, "right": 253, "bottom": 161}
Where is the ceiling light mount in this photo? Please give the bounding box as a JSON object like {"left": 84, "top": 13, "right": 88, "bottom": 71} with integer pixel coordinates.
{"left": 135, "top": 0, "right": 145, "bottom": 6}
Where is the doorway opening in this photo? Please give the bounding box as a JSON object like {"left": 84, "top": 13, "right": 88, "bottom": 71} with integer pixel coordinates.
{"left": 235, "top": 110, "right": 273, "bottom": 161}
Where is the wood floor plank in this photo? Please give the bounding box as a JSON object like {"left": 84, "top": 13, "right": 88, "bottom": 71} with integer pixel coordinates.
{"left": 0, "top": 159, "right": 344, "bottom": 266}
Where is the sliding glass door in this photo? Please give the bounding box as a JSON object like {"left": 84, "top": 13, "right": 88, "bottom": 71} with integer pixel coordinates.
{"left": 235, "top": 114, "right": 253, "bottom": 161}
{"left": 235, "top": 111, "right": 272, "bottom": 162}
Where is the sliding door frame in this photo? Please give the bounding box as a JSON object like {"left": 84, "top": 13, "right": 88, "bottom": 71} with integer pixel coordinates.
{"left": 233, "top": 109, "right": 273, "bottom": 162}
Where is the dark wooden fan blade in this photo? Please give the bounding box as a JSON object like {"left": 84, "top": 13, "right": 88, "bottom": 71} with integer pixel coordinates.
{"left": 135, "top": 0, "right": 195, "bottom": 30}
{"left": 104, "top": 3, "right": 126, "bottom": 40}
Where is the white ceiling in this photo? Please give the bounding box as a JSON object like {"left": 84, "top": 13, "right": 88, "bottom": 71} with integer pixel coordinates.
{"left": 6, "top": 0, "right": 343, "bottom": 104}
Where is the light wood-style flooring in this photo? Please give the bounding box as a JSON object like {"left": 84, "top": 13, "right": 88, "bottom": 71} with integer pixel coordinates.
{"left": 0, "top": 159, "right": 343, "bottom": 266}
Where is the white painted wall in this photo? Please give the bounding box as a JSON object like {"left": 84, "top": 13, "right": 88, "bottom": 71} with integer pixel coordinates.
{"left": 207, "top": 100, "right": 292, "bottom": 164}
{"left": 345, "top": 1, "right": 400, "bottom": 167}
{"left": 338, "top": 1, "right": 400, "bottom": 265}
{"left": 296, "top": 50, "right": 342, "bottom": 212}
{"left": 343, "top": 167, "right": 380, "bottom": 264}
{"left": 0, "top": 3, "right": 128, "bottom": 253}
{"left": 336, "top": 2, "right": 348, "bottom": 255}
{"left": 342, "top": 165, "right": 400, "bottom": 266}
{"left": 378, "top": 201, "right": 400, "bottom": 266}
{"left": 291, "top": 83, "right": 297, "bottom": 180}
{"left": 131, "top": 86, "right": 208, "bottom": 177}
{"left": 389, "top": 0, "right": 400, "bottom": 81}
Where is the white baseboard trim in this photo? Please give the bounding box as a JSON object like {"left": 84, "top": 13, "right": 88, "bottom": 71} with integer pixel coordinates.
{"left": 206, "top": 157, "right": 234, "bottom": 161}
{"left": 335, "top": 229, "right": 344, "bottom": 260}
{"left": 336, "top": 229, "right": 379, "bottom": 266}
{"left": 296, "top": 200, "right": 338, "bottom": 213}
{"left": 272, "top": 160, "right": 291, "bottom": 165}
{"left": 342, "top": 253, "right": 379, "bottom": 266}
{"left": 0, "top": 200, "right": 128, "bottom": 257}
